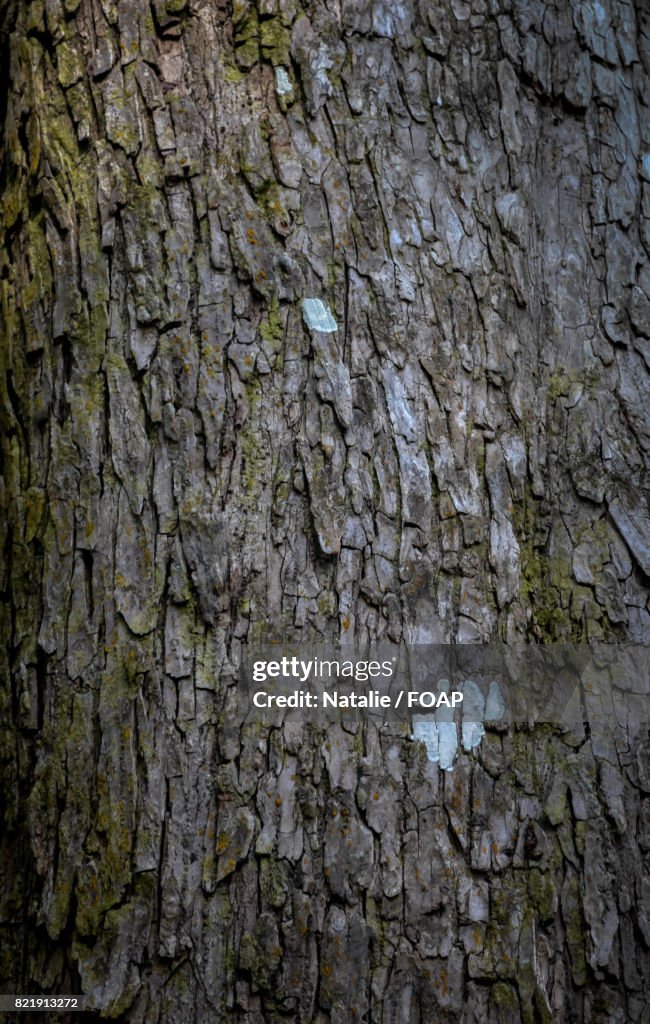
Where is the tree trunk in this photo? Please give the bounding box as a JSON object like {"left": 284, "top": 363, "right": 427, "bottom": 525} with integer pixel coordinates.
{"left": 1, "top": 0, "right": 650, "bottom": 1020}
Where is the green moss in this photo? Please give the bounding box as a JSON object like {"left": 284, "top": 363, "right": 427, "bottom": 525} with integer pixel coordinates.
{"left": 259, "top": 17, "right": 291, "bottom": 65}
{"left": 236, "top": 373, "right": 270, "bottom": 520}
{"left": 24, "top": 487, "right": 45, "bottom": 542}
{"left": 476, "top": 439, "right": 486, "bottom": 476}
{"left": 257, "top": 294, "right": 284, "bottom": 346}
{"left": 492, "top": 982, "right": 519, "bottom": 1008}
{"left": 256, "top": 180, "right": 289, "bottom": 223}
{"left": 547, "top": 369, "right": 573, "bottom": 401}
{"left": 316, "top": 591, "right": 337, "bottom": 618}
{"left": 45, "top": 87, "right": 79, "bottom": 166}
{"left": 513, "top": 488, "right": 578, "bottom": 640}
{"left": 547, "top": 364, "right": 601, "bottom": 403}
{"left": 56, "top": 39, "right": 84, "bottom": 89}
{"left": 528, "top": 869, "right": 556, "bottom": 921}
{"left": 260, "top": 857, "right": 288, "bottom": 908}
{"left": 562, "top": 872, "right": 587, "bottom": 986}
{"left": 234, "top": 7, "right": 260, "bottom": 69}
{"left": 26, "top": 216, "right": 52, "bottom": 297}
{"left": 26, "top": 0, "right": 46, "bottom": 35}
{"left": 223, "top": 64, "right": 247, "bottom": 84}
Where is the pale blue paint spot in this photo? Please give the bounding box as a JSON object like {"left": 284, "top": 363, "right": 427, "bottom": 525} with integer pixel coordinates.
{"left": 275, "top": 67, "right": 293, "bottom": 96}
{"left": 485, "top": 681, "right": 506, "bottom": 721}
{"left": 412, "top": 717, "right": 439, "bottom": 763}
{"left": 461, "top": 680, "right": 485, "bottom": 750}
{"left": 461, "top": 680, "right": 485, "bottom": 720}
{"left": 438, "top": 721, "right": 458, "bottom": 770}
{"left": 462, "top": 720, "right": 485, "bottom": 751}
{"left": 302, "top": 298, "right": 337, "bottom": 333}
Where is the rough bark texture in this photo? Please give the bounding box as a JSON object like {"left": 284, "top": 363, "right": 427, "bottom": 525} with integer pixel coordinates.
{"left": 1, "top": 0, "right": 650, "bottom": 1020}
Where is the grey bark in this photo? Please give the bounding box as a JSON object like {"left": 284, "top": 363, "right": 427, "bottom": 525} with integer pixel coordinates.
{"left": 1, "top": 0, "right": 650, "bottom": 1021}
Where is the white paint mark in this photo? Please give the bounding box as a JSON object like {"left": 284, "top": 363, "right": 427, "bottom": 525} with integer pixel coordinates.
{"left": 275, "top": 67, "right": 293, "bottom": 96}
{"left": 461, "top": 680, "right": 486, "bottom": 751}
{"left": 462, "top": 721, "right": 485, "bottom": 751}
{"left": 413, "top": 679, "right": 505, "bottom": 769}
{"left": 461, "top": 680, "right": 485, "bottom": 719}
{"left": 438, "top": 721, "right": 458, "bottom": 770}
{"left": 301, "top": 298, "right": 337, "bottom": 333}
{"left": 412, "top": 718, "right": 439, "bottom": 763}
{"left": 485, "top": 681, "right": 506, "bottom": 721}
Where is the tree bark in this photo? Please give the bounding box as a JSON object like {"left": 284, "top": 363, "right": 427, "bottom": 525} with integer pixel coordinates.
{"left": 1, "top": 0, "right": 650, "bottom": 1020}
